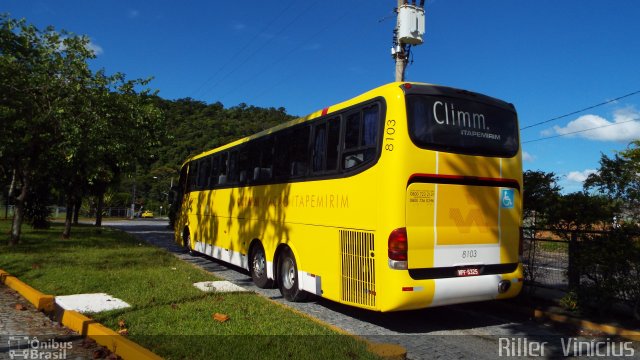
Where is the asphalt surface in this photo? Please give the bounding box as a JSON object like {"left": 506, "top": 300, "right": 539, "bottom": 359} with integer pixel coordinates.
{"left": 106, "top": 219, "right": 635, "bottom": 360}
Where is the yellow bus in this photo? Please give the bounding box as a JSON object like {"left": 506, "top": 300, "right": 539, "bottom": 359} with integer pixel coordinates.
{"left": 173, "top": 82, "right": 523, "bottom": 311}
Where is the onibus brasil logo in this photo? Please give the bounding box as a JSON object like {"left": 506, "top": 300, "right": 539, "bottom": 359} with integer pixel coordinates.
{"left": 8, "top": 336, "right": 72, "bottom": 360}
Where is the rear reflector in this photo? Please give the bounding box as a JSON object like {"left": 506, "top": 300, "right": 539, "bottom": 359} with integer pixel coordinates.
{"left": 402, "top": 286, "right": 423, "bottom": 292}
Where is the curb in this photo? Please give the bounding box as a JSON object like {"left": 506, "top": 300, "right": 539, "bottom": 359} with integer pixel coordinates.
{"left": 533, "top": 309, "right": 640, "bottom": 341}
{"left": 0, "top": 269, "right": 54, "bottom": 312}
{"left": 0, "top": 269, "right": 163, "bottom": 360}
{"left": 491, "top": 298, "right": 640, "bottom": 342}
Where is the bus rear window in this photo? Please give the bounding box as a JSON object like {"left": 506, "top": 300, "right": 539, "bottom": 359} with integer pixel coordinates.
{"left": 406, "top": 95, "right": 518, "bottom": 157}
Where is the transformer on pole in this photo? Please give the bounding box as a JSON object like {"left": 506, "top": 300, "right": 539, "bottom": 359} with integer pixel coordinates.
{"left": 392, "top": 1, "right": 426, "bottom": 82}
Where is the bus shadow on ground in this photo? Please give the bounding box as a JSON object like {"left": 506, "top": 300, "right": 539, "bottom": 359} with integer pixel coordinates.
{"left": 310, "top": 295, "right": 536, "bottom": 335}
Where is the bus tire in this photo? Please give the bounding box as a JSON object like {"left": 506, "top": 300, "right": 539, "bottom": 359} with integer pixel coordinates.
{"left": 278, "top": 248, "right": 308, "bottom": 302}
{"left": 183, "top": 229, "right": 195, "bottom": 256}
{"left": 249, "top": 242, "right": 273, "bottom": 288}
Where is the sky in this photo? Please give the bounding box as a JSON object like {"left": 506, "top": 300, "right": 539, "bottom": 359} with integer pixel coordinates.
{"left": 4, "top": 0, "right": 640, "bottom": 193}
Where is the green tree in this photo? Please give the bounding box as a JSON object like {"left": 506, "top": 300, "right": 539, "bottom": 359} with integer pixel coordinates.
{"left": 89, "top": 80, "right": 165, "bottom": 228}
{"left": 523, "top": 170, "right": 561, "bottom": 228}
{"left": 547, "top": 192, "right": 616, "bottom": 237}
{"left": 584, "top": 152, "right": 640, "bottom": 223}
{"left": 0, "top": 15, "right": 96, "bottom": 244}
{"left": 1, "top": 14, "right": 165, "bottom": 242}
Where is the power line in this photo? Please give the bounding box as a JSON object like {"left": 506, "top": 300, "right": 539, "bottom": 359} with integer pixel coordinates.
{"left": 520, "top": 89, "right": 640, "bottom": 130}
{"left": 188, "top": 1, "right": 297, "bottom": 99}
{"left": 522, "top": 116, "right": 640, "bottom": 144}
{"left": 197, "top": 0, "right": 321, "bottom": 101}
{"left": 218, "top": 7, "right": 359, "bottom": 105}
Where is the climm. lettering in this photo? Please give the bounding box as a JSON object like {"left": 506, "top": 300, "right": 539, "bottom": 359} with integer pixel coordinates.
{"left": 433, "top": 101, "right": 486, "bottom": 130}
{"left": 294, "top": 194, "right": 349, "bottom": 209}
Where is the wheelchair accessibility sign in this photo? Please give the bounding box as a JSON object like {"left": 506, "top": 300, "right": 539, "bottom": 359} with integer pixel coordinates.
{"left": 501, "top": 189, "right": 514, "bottom": 209}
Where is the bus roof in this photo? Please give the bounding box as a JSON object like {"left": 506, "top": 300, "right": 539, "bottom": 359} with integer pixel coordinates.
{"left": 181, "top": 81, "right": 512, "bottom": 167}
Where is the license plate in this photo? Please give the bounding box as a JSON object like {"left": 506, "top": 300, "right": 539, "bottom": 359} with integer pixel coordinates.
{"left": 457, "top": 267, "right": 480, "bottom": 277}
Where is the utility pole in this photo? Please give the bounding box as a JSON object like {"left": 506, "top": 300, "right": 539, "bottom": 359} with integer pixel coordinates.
{"left": 392, "top": 1, "right": 426, "bottom": 82}
{"left": 394, "top": 0, "right": 408, "bottom": 82}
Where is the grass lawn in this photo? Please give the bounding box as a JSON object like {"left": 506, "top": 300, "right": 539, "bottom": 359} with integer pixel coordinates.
{"left": 538, "top": 240, "right": 569, "bottom": 253}
{"left": 0, "top": 221, "right": 380, "bottom": 360}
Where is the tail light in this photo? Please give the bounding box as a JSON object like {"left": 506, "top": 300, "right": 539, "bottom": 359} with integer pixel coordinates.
{"left": 388, "top": 228, "right": 408, "bottom": 270}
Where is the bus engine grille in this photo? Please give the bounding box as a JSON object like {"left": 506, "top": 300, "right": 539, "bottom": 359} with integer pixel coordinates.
{"left": 340, "top": 230, "right": 376, "bottom": 308}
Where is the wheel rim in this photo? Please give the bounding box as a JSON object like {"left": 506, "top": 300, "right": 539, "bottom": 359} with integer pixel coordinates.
{"left": 282, "top": 257, "right": 296, "bottom": 290}
{"left": 253, "top": 250, "right": 266, "bottom": 278}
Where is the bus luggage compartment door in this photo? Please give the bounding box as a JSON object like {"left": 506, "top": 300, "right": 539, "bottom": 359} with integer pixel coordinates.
{"left": 406, "top": 182, "right": 519, "bottom": 270}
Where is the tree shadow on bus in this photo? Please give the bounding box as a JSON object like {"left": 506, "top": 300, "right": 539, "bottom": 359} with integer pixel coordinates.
{"left": 438, "top": 153, "right": 522, "bottom": 264}
{"left": 188, "top": 180, "right": 293, "bottom": 284}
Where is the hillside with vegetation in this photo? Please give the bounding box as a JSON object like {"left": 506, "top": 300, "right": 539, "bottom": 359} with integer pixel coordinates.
{"left": 131, "top": 98, "right": 295, "bottom": 215}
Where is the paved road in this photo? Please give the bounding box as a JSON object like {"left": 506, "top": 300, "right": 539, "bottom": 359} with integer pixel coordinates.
{"left": 106, "top": 220, "right": 580, "bottom": 360}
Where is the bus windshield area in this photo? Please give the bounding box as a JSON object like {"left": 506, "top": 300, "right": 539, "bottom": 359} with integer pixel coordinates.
{"left": 406, "top": 94, "right": 519, "bottom": 157}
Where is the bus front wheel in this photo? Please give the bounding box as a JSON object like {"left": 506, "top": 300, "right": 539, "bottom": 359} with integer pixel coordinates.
{"left": 250, "top": 243, "right": 273, "bottom": 288}
{"left": 278, "top": 248, "right": 308, "bottom": 302}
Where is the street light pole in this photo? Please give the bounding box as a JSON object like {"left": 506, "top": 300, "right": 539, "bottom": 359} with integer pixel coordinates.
{"left": 130, "top": 176, "right": 136, "bottom": 220}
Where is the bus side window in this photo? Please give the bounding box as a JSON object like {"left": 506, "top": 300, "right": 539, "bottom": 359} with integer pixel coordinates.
{"left": 219, "top": 152, "right": 228, "bottom": 185}
{"left": 187, "top": 161, "right": 198, "bottom": 192}
{"left": 274, "top": 130, "right": 292, "bottom": 180}
{"left": 327, "top": 118, "right": 340, "bottom": 171}
{"left": 345, "top": 113, "right": 360, "bottom": 150}
{"left": 343, "top": 104, "right": 379, "bottom": 170}
{"left": 253, "top": 137, "right": 273, "bottom": 182}
{"left": 362, "top": 105, "right": 378, "bottom": 147}
{"left": 312, "top": 123, "right": 327, "bottom": 172}
{"left": 176, "top": 164, "right": 188, "bottom": 200}
{"left": 228, "top": 151, "right": 239, "bottom": 183}
{"left": 197, "top": 157, "right": 211, "bottom": 189}
{"left": 210, "top": 155, "right": 220, "bottom": 187}
{"left": 238, "top": 146, "right": 250, "bottom": 185}
{"left": 290, "top": 126, "right": 310, "bottom": 178}
{"left": 312, "top": 117, "right": 340, "bottom": 174}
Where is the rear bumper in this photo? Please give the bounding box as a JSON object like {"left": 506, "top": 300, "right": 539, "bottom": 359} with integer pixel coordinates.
{"left": 378, "top": 263, "right": 523, "bottom": 311}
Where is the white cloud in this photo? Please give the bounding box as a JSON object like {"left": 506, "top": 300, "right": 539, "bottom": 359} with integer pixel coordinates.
{"left": 566, "top": 169, "right": 598, "bottom": 183}
{"left": 549, "top": 108, "right": 640, "bottom": 142}
{"left": 58, "top": 36, "right": 103, "bottom": 56}
{"left": 522, "top": 151, "right": 535, "bottom": 162}
{"left": 86, "top": 40, "right": 103, "bottom": 56}
{"left": 128, "top": 10, "right": 139, "bottom": 19}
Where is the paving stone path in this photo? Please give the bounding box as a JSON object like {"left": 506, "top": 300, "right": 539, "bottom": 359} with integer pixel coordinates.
{"left": 0, "top": 285, "right": 103, "bottom": 360}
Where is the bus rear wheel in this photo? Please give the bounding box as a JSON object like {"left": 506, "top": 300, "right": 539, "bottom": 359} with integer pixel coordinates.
{"left": 250, "top": 243, "right": 273, "bottom": 288}
{"left": 278, "top": 248, "right": 308, "bottom": 302}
